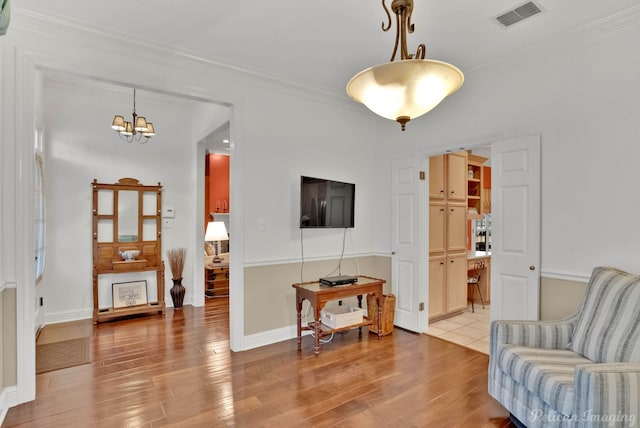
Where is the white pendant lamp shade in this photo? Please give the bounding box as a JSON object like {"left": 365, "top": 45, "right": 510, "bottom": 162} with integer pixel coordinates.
{"left": 347, "top": 59, "right": 464, "bottom": 127}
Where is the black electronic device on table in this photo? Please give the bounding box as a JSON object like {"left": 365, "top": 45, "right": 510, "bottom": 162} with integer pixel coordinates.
{"left": 319, "top": 275, "right": 358, "bottom": 286}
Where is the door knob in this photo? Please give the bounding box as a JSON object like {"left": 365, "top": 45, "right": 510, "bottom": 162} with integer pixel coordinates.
{"left": 529, "top": 265, "right": 536, "bottom": 271}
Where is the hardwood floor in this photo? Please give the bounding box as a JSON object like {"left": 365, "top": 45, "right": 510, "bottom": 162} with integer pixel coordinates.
{"left": 4, "top": 298, "right": 513, "bottom": 427}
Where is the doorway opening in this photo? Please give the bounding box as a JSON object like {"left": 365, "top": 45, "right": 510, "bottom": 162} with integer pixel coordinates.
{"left": 425, "top": 147, "right": 492, "bottom": 354}
{"left": 203, "top": 122, "right": 231, "bottom": 336}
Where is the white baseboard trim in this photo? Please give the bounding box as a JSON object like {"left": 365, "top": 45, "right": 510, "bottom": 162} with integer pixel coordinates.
{"left": 0, "top": 386, "right": 17, "bottom": 426}
{"left": 45, "top": 309, "right": 93, "bottom": 325}
{"left": 243, "top": 325, "right": 312, "bottom": 351}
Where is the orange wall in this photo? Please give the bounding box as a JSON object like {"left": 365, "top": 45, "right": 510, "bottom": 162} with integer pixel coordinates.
{"left": 206, "top": 154, "right": 230, "bottom": 218}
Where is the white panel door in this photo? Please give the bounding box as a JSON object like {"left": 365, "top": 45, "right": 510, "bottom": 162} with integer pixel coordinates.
{"left": 491, "top": 134, "right": 541, "bottom": 321}
{"left": 391, "top": 157, "right": 427, "bottom": 332}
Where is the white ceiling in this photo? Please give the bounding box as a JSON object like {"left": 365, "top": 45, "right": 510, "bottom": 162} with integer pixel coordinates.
{"left": 14, "top": 0, "right": 639, "bottom": 96}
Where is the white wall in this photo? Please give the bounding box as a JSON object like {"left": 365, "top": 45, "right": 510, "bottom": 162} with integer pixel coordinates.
{"left": 41, "top": 79, "right": 210, "bottom": 320}
{"left": 0, "top": 9, "right": 379, "bottom": 335}
{"left": 241, "top": 86, "right": 378, "bottom": 266}
{"left": 374, "top": 14, "right": 640, "bottom": 279}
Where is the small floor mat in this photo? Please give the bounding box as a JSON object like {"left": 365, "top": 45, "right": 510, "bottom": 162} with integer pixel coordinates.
{"left": 36, "top": 337, "right": 91, "bottom": 374}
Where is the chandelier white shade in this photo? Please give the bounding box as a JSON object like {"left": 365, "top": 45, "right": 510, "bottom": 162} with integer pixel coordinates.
{"left": 347, "top": 0, "right": 464, "bottom": 131}
{"left": 347, "top": 59, "right": 463, "bottom": 127}
{"left": 111, "top": 88, "right": 156, "bottom": 143}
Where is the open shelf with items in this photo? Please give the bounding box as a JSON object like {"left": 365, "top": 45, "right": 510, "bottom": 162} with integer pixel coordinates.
{"left": 309, "top": 317, "right": 374, "bottom": 335}
{"left": 467, "top": 154, "right": 487, "bottom": 219}
{"left": 92, "top": 178, "right": 165, "bottom": 323}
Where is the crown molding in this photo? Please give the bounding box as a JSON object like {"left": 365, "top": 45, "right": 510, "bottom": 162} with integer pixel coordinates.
{"left": 10, "top": 8, "right": 354, "bottom": 107}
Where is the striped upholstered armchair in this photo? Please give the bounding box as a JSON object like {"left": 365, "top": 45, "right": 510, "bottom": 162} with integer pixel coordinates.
{"left": 489, "top": 266, "right": 640, "bottom": 428}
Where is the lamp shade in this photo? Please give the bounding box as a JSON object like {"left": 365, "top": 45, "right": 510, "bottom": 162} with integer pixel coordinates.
{"left": 347, "top": 59, "right": 464, "bottom": 126}
{"left": 121, "top": 122, "right": 133, "bottom": 136}
{"left": 135, "top": 116, "right": 148, "bottom": 132}
{"left": 142, "top": 123, "right": 155, "bottom": 137}
{"left": 111, "top": 115, "right": 125, "bottom": 131}
{"left": 205, "top": 221, "right": 229, "bottom": 242}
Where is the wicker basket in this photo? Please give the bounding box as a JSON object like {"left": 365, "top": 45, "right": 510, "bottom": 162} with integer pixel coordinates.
{"left": 367, "top": 294, "right": 396, "bottom": 336}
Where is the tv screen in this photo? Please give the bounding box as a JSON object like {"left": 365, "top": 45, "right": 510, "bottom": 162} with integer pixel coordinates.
{"left": 300, "top": 176, "right": 355, "bottom": 228}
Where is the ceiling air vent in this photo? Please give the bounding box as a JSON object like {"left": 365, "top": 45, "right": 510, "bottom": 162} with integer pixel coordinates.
{"left": 496, "top": 1, "right": 542, "bottom": 27}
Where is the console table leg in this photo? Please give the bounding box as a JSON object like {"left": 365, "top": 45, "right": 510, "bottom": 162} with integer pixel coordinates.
{"left": 377, "top": 301, "right": 383, "bottom": 337}
{"left": 296, "top": 298, "right": 302, "bottom": 350}
{"left": 313, "top": 320, "right": 321, "bottom": 356}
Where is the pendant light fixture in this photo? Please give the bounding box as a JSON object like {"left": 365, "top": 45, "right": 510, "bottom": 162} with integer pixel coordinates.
{"left": 111, "top": 88, "right": 156, "bottom": 143}
{"left": 347, "top": 0, "right": 464, "bottom": 131}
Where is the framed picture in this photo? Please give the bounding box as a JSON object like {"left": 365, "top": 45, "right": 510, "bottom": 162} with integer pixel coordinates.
{"left": 112, "top": 280, "right": 148, "bottom": 308}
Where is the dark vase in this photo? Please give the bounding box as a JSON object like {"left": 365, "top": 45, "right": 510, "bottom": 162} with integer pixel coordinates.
{"left": 170, "top": 277, "right": 186, "bottom": 309}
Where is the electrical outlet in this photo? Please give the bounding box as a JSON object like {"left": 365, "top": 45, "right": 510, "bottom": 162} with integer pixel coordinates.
{"left": 338, "top": 300, "right": 342, "bottom": 306}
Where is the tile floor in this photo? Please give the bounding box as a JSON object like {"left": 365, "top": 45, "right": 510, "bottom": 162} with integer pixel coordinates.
{"left": 426, "top": 304, "right": 490, "bottom": 354}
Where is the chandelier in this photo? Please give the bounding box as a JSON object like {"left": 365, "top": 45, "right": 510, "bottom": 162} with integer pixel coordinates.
{"left": 347, "top": 0, "right": 464, "bottom": 131}
{"left": 111, "top": 88, "right": 156, "bottom": 143}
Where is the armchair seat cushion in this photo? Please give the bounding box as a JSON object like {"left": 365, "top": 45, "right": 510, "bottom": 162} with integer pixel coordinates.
{"left": 497, "top": 345, "right": 592, "bottom": 416}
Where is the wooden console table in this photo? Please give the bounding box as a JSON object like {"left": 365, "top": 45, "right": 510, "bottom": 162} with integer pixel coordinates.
{"left": 292, "top": 275, "right": 386, "bottom": 356}
{"left": 205, "top": 262, "right": 229, "bottom": 297}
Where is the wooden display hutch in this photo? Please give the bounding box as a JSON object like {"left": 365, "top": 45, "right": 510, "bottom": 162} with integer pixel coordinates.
{"left": 92, "top": 178, "right": 165, "bottom": 323}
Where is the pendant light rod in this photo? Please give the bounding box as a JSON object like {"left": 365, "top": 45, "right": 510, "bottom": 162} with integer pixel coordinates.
{"left": 382, "top": 0, "right": 425, "bottom": 61}
{"left": 347, "top": 0, "right": 464, "bottom": 131}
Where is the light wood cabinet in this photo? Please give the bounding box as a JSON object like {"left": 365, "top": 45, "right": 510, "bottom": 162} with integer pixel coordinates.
{"left": 429, "top": 203, "right": 446, "bottom": 253}
{"left": 447, "top": 152, "right": 467, "bottom": 202}
{"left": 428, "top": 151, "right": 468, "bottom": 320}
{"left": 446, "top": 253, "right": 468, "bottom": 312}
{"left": 429, "top": 155, "right": 446, "bottom": 200}
{"left": 428, "top": 256, "right": 446, "bottom": 318}
{"left": 447, "top": 204, "right": 467, "bottom": 252}
{"left": 92, "top": 178, "right": 165, "bottom": 323}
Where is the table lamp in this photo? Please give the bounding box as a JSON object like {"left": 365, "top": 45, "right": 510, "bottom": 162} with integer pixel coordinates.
{"left": 205, "top": 221, "right": 229, "bottom": 263}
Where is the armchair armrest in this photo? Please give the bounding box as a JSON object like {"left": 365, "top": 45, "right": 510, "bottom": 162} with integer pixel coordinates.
{"left": 490, "top": 315, "right": 578, "bottom": 355}
{"left": 574, "top": 363, "right": 640, "bottom": 427}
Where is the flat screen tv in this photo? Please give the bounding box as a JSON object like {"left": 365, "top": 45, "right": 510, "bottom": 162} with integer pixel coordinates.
{"left": 300, "top": 176, "right": 355, "bottom": 228}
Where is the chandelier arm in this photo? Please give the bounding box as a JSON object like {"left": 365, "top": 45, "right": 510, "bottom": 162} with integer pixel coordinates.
{"left": 399, "top": 6, "right": 410, "bottom": 60}
{"left": 406, "top": 1, "right": 415, "bottom": 34}
{"left": 389, "top": 9, "right": 401, "bottom": 61}
{"left": 381, "top": 0, "right": 392, "bottom": 31}
{"left": 415, "top": 43, "right": 426, "bottom": 60}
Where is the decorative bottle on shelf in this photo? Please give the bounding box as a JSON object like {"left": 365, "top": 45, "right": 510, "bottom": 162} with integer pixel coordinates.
{"left": 170, "top": 278, "right": 185, "bottom": 309}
